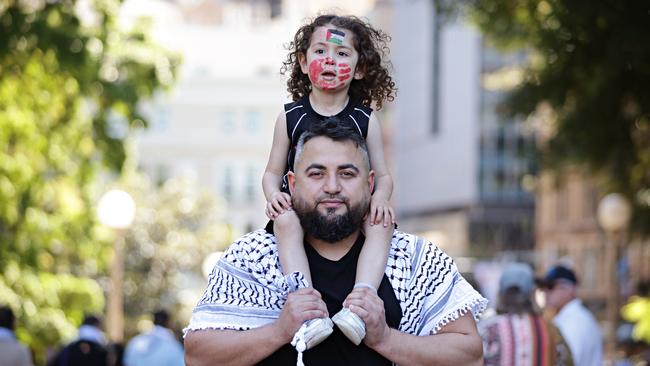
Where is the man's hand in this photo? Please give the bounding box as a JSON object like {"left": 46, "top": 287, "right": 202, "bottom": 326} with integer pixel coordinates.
{"left": 342, "top": 287, "right": 391, "bottom": 348}
{"left": 276, "top": 288, "right": 329, "bottom": 342}
{"left": 266, "top": 192, "right": 293, "bottom": 219}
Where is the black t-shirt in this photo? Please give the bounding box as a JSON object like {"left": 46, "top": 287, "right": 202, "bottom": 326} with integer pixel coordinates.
{"left": 258, "top": 234, "right": 402, "bottom": 365}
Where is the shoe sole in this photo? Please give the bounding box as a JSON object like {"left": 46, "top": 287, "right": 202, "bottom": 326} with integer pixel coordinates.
{"left": 332, "top": 309, "right": 365, "bottom": 345}
{"left": 304, "top": 317, "right": 334, "bottom": 349}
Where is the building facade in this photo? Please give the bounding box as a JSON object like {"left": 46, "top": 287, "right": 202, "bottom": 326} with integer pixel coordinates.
{"left": 392, "top": 0, "right": 536, "bottom": 260}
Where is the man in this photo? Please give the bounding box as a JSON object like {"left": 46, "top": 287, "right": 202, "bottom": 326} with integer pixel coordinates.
{"left": 123, "top": 310, "right": 184, "bottom": 366}
{"left": 48, "top": 315, "right": 108, "bottom": 366}
{"left": 0, "top": 306, "right": 33, "bottom": 366}
{"left": 478, "top": 263, "right": 573, "bottom": 366}
{"left": 184, "top": 122, "right": 487, "bottom": 365}
{"left": 537, "top": 265, "right": 603, "bottom": 366}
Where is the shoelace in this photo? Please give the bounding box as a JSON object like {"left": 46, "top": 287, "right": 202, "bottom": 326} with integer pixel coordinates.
{"left": 290, "top": 322, "right": 308, "bottom": 366}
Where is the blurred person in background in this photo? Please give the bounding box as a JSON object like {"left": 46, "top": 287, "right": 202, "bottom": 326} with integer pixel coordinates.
{"left": 478, "top": 263, "right": 574, "bottom": 366}
{"left": 537, "top": 265, "right": 603, "bottom": 366}
{"left": 123, "top": 309, "right": 184, "bottom": 366}
{"left": 48, "top": 314, "right": 108, "bottom": 366}
{"left": 0, "top": 306, "right": 33, "bottom": 366}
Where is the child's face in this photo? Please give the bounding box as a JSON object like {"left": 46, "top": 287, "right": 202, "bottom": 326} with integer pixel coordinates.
{"left": 299, "top": 25, "right": 364, "bottom": 93}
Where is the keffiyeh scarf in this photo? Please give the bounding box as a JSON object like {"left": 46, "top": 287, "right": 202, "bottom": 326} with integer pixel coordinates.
{"left": 185, "top": 229, "right": 487, "bottom": 339}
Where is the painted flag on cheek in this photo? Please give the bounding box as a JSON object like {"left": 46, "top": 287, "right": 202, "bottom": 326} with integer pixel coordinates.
{"left": 326, "top": 29, "right": 345, "bottom": 45}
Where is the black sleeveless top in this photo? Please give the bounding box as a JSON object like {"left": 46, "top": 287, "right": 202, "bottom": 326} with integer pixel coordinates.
{"left": 281, "top": 95, "right": 373, "bottom": 192}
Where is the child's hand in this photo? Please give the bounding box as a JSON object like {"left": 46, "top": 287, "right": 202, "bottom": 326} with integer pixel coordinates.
{"left": 369, "top": 196, "right": 396, "bottom": 228}
{"left": 266, "top": 192, "right": 293, "bottom": 220}
{"left": 362, "top": 212, "right": 394, "bottom": 244}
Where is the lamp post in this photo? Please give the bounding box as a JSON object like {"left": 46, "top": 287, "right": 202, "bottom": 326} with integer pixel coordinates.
{"left": 596, "top": 193, "right": 632, "bottom": 358}
{"left": 97, "top": 189, "right": 136, "bottom": 343}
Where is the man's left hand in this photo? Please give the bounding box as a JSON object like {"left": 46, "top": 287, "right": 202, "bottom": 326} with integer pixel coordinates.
{"left": 342, "top": 287, "right": 391, "bottom": 348}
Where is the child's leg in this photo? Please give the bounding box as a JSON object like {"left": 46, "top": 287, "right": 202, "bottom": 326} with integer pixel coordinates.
{"left": 355, "top": 222, "right": 393, "bottom": 290}
{"left": 332, "top": 221, "right": 393, "bottom": 345}
{"left": 274, "top": 209, "right": 312, "bottom": 287}
{"left": 275, "top": 210, "right": 333, "bottom": 351}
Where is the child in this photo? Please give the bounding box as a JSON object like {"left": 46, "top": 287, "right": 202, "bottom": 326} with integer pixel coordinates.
{"left": 262, "top": 14, "right": 396, "bottom": 349}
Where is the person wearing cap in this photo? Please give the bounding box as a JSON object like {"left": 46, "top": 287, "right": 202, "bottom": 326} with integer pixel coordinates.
{"left": 478, "top": 263, "right": 574, "bottom": 366}
{"left": 537, "top": 265, "right": 603, "bottom": 366}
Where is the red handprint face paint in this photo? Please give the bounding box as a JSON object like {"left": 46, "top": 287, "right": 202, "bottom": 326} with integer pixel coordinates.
{"left": 301, "top": 25, "right": 361, "bottom": 92}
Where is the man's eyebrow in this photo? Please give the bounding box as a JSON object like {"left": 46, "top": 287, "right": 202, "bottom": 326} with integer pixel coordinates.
{"left": 338, "top": 164, "right": 359, "bottom": 173}
{"left": 305, "top": 163, "right": 326, "bottom": 172}
{"left": 303, "top": 163, "right": 359, "bottom": 173}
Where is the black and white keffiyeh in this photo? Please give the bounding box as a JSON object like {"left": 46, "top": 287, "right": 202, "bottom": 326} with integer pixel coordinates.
{"left": 184, "top": 229, "right": 487, "bottom": 338}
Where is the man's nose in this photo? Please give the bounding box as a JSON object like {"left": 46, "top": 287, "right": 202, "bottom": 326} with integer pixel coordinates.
{"left": 323, "top": 174, "right": 341, "bottom": 193}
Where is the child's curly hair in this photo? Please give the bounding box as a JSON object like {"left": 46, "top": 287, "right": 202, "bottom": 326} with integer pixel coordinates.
{"left": 281, "top": 14, "right": 396, "bottom": 110}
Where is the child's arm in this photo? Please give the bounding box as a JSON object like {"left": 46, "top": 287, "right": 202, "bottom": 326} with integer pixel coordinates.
{"left": 366, "top": 113, "right": 395, "bottom": 227}
{"left": 262, "top": 111, "right": 310, "bottom": 284}
{"left": 263, "top": 112, "right": 292, "bottom": 219}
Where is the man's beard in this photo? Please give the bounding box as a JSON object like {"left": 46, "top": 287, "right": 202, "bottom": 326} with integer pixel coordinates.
{"left": 292, "top": 194, "right": 368, "bottom": 243}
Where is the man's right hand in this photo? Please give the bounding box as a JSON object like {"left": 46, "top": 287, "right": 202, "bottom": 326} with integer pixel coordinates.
{"left": 275, "top": 288, "right": 329, "bottom": 343}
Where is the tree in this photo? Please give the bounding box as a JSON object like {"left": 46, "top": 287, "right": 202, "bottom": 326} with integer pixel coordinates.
{"left": 0, "top": 0, "right": 178, "bottom": 361}
{"left": 0, "top": 265, "right": 105, "bottom": 365}
{"left": 452, "top": 0, "right": 650, "bottom": 234}
{"left": 118, "top": 173, "right": 232, "bottom": 338}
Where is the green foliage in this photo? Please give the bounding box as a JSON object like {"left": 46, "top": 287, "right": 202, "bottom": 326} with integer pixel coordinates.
{"left": 622, "top": 295, "right": 650, "bottom": 344}
{"left": 1, "top": 263, "right": 105, "bottom": 364}
{"left": 0, "top": 0, "right": 179, "bottom": 272}
{"left": 0, "top": 0, "right": 178, "bottom": 363}
{"left": 119, "top": 173, "right": 232, "bottom": 338}
{"left": 453, "top": 0, "right": 650, "bottom": 234}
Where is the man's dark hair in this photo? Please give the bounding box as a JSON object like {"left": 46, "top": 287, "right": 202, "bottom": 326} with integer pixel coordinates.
{"left": 0, "top": 306, "right": 15, "bottom": 330}
{"left": 295, "top": 117, "right": 370, "bottom": 169}
{"left": 153, "top": 309, "right": 170, "bottom": 327}
{"left": 82, "top": 314, "right": 101, "bottom": 327}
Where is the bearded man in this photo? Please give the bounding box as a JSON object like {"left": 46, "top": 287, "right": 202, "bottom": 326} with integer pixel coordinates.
{"left": 184, "top": 120, "right": 487, "bottom": 366}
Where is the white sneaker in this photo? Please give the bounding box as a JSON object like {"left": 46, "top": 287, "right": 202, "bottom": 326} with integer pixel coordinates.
{"left": 292, "top": 317, "right": 334, "bottom": 351}
{"left": 332, "top": 308, "right": 365, "bottom": 345}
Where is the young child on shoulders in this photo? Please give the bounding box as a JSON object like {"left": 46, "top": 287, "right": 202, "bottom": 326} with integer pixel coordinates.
{"left": 262, "top": 14, "right": 397, "bottom": 350}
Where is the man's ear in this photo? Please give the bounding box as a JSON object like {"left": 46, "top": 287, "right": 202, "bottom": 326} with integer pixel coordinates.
{"left": 368, "top": 170, "right": 375, "bottom": 192}
{"left": 287, "top": 171, "right": 296, "bottom": 194}
{"left": 298, "top": 53, "right": 309, "bottom": 75}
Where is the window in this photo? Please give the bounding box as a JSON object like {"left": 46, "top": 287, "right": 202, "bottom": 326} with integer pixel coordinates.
{"left": 221, "top": 111, "right": 235, "bottom": 134}
{"left": 431, "top": 11, "right": 443, "bottom": 134}
{"left": 154, "top": 107, "right": 169, "bottom": 132}
{"left": 245, "top": 166, "right": 257, "bottom": 203}
{"left": 223, "top": 166, "right": 234, "bottom": 201}
{"left": 246, "top": 110, "right": 260, "bottom": 135}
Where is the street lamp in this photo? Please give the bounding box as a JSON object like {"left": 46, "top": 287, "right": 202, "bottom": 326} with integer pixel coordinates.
{"left": 97, "top": 189, "right": 136, "bottom": 343}
{"left": 597, "top": 192, "right": 632, "bottom": 358}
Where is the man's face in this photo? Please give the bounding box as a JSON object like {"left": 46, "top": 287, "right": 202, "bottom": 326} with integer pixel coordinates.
{"left": 542, "top": 281, "right": 574, "bottom": 310}
{"left": 288, "top": 136, "right": 374, "bottom": 242}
